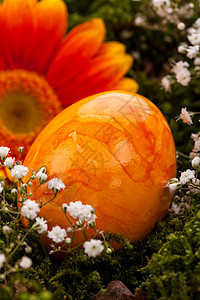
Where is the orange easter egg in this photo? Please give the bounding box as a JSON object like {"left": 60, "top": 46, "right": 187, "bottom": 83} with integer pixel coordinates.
{"left": 22, "top": 91, "right": 176, "bottom": 248}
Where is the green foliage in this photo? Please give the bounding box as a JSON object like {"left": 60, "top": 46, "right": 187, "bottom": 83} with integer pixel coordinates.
{"left": 64, "top": 0, "right": 134, "bottom": 39}
{"left": 140, "top": 199, "right": 200, "bottom": 300}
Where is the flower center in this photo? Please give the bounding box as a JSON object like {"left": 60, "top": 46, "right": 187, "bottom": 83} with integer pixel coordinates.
{"left": 0, "top": 70, "right": 62, "bottom": 156}
{"left": 0, "top": 92, "right": 42, "bottom": 134}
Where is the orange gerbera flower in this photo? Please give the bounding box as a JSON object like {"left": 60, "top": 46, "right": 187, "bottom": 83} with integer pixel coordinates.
{"left": 0, "top": 0, "right": 138, "bottom": 158}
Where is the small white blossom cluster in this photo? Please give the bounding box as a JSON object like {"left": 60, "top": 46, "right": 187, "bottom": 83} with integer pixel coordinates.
{"left": 168, "top": 195, "right": 191, "bottom": 215}
{"left": 0, "top": 181, "right": 4, "bottom": 193}
{"left": 176, "top": 107, "right": 193, "bottom": 126}
{"left": 168, "top": 169, "right": 198, "bottom": 194}
{"left": 48, "top": 225, "right": 67, "bottom": 243}
{"left": 62, "top": 201, "right": 97, "bottom": 225}
{"left": 171, "top": 61, "right": 191, "bottom": 87}
{"left": 0, "top": 146, "right": 108, "bottom": 285}
{"left": 83, "top": 239, "right": 104, "bottom": 258}
{"left": 0, "top": 253, "right": 6, "bottom": 269}
{"left": 21, "top": 199, "right": 40, "bottom": 220}
{"left": 46, "top": 201, "right": 107, "bottom": 258}
{"left": 176, "top": 18, "right": 200, "bottom": 69}
{"left": 190, "top": 132, "right": 200, "bottom": 159}
{"left": 169, "top": 110, "right": 200, "bottom": 204}
{"left": 19, "top": 256, "right": 32, "bottom": 269}
{"left": 161, "top": 76, "right": 172, "bottom": 92}
{"left": 152, "top": 0, "right": 194, "bottom": 23}
{"left": 0, "top": 146, "right": 10, "bottom": 161}
{"left": 158, "top": 4, "right": 200, "bottom": 90}
{"left": 48, "top": 178, "right": 66, "bottom": 194}
{"left": 152, "top": 0, "right": 171, "bottom": 18}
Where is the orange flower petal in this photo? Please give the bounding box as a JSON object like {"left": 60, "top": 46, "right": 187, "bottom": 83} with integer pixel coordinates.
{"left": 111, "top": 77, "right": 139, "bottom": 92}
{"left": 27, "top": 0, "right": 67, "bottom": 75}
{"left": 0, "top": 166, "right": 6, "bottom": 180}
{"left": 46, "top": 18, "right": 106, "bottom": 89}
{"left": 55, "top": 42, "right": 133, "bottom": 106}
{"left": 1, "top": 0, "right": 36, "bottom": 69}
{"left": 0, "top": 4, "right": 6, "bottom": 70}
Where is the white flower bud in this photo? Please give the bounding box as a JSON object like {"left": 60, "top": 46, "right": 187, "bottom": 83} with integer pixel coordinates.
{"left": 18, "top": 147, "right": 24, "bottom": 153}
{"left": 4, "top": 157, "right": 15, "bottom": 169}
{"left": 65, "top": 237, "right": 71, "bottom": 244}
{"left": 106, "top": 247, "right": 112, "bottom": 254}
{"left": 36, "top": 171, "right": 47, "bottom": 184}
{"left": 67, "top": 227, "right": 73, "bottom": 233}
{"left": 192, "top": 156, "right": 200, "bottom": 169}
{"left": 177, "top": 22, "right": 185, "bottom": 30}
{"left": 62, "top": 203, "right": 68, "bottom": 213}
{"left": 11, "top": 188, "right": 17, "bottom": 196}
{"left": 2, "top": 225, "right": 12, "bottom": 234}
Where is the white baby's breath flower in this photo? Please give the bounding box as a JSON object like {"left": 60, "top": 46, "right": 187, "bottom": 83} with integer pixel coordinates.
{"left": 11, "top": 165, "right": 28, "bottom": 179}
{"left": 36, "top": 171, "right": 47, "bottom": 184}
{"left": 189, "top": 178, "right": 200, "bottom": 194}
{"left": 66, "top": 201, "right": 83, "bottom": 220}
{"left": 47, "top": 226, "right": 67, "bottom": 243}
{"left": 0, "top": 181, "right": 4, "bottom": 193}
{"left": 188, "top": 28, "right": 200, "bottom": 45}
{"left": 83, "top": 239, "right": 104, "bottom": 257}
{"left": 168, "top": 178, "right": 180, "bottom": 193}
{"left": 2, "top": 225, "right": 12, "bottom": 234}
{"left": 25, "top": 246, "right": 32, "bottom": 254}
{"left": 134, "top": 16, "right": 146, "bottom": 26}
{"left": 186, "top": 45, "right": 200, "bottom": 59}
{"left": 0, "top": 147, "right": 10, "bottom": 160}
{"left": 161, "top": 76, "right": 171, "bottom": 92}
{"left": 180, "top": 169, "right": 195, "bottom": 184}
{"left": 4, "top": 157, "right": 15, "bottom": 169}
{"left": 152, "top": 0, "right": 170, "bottom": 17}
{"left": 191, "top": 132, "right": 200, "bottom": 141}
{"left": 21, "top": 199, "right": 40, "bottom": 220}
{"left": 87, "top": 214, "right": 97, "bottom": 227}
{"left": 48, "top": 178, "right": 65, "bottom": 194}
{"left": 178, "top": 43, "right": 187, "bottom": 54}
{"left": 194, "top": 138, "right": 200, "bottom": 152}
{"left": 79, "top": 204, "right": 95, "bottom": 222}
{"left": 172, "top": 61, "right": 190, "bottom": 72}
{"left": 194, "top": 57, "right": 200, "bottom": 66}
{"left": 177, "top": 107, "right": 193, "bottom": 125}
{"left": 169, "top": 203, "right": 181, "bottom": 215}
{"left": 0, "top": 253, "right": 6, "bottom": 268}
{"left": 66, "top": 201, "right": 96, "bottom": 223}
{"left": 19, "top": 256, "right": 32, "bottom": 269}
{"left": 34, "top": 217, "right": 48, "bottom": 234}
{"left": 171, "top": 61, "right": 191, "bottom": 86}
{"left": 193, "top": 18, "right": 200, "bottom": 29}
{"left": 175, "top": 68, "right": 191, "bottom": 86}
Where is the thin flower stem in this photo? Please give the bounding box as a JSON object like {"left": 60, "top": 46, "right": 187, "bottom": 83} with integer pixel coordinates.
{"left": 69, "top": 230, "right": 76, "bottom": 250}
{"left": 28, "top": 183, "right": 42, "bottom": 197}
{"left": 82, "top": 228, "right": 88, "bottom": 241}
{"left": 8, "top": 227, "right": 32, "bottom": 261}
{"left": 176, "top": 151, "right": 190, "bottom": 159}
{"left": 38, "top": 236, "right": 48, "bottom": 257}
{"left": 41, "top": 194, "right": 56, "bottom": 208}
{"left": 64, "top": 212, "right": 74, "bottom": 227}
